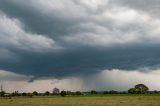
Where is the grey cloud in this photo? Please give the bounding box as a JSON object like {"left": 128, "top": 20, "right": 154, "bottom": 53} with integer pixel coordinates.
{"left": 109, "top": 0, "right": 160, "bottom": 18}
{"left": 0, "top": 0, "right": 159, "bottom": 46}
{"left": 0, "top": 0, "right": 82, "bottom": 38}
{"left": 0, "top": 70, "right": 33, "bottom": 81}
{"left": 0, "top": 11, "right": 62, "bottom": 54}
{"left": 0, "top": 0, "right": 160, "bottom": 79}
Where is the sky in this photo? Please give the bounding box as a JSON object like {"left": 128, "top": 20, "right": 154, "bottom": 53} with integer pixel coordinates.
{"left": 0, "top": 0, "right": 160, "bottom": 93}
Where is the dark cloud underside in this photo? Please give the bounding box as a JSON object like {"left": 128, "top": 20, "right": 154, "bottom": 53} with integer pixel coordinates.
{"left": 0, "top": 0, "right": 160, "bottom": 78}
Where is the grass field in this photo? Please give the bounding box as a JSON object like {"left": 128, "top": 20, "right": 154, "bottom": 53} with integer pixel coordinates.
{"left": 1, "top": 95, "right": 160, "bottom": 106}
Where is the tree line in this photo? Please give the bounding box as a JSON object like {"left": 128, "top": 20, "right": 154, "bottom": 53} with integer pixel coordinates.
{"left": 0, "top": 84, "right": 159, "bottom": 97}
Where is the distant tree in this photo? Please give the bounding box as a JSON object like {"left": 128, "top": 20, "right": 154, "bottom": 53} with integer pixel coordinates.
{"left": 0, "top": 91, "right": 5, "bottom": 97}
{"left": 109, "top": 90, "right": 118, "bottom": 94}
{"left": 135, "top": 84, "right": 149, "bottom": 94}
{"left": 153, "top": 90, "right": 159, "bottom": 94}
{"left": 128, "top": 84, "right": 149, "bottom": 94}
{"left": 75, "top": 91, "right": 82, "bottom": 95}
{"left": 103, "top": 91, "right": 109, "bottom": 94}
{"left": 11, "top": 91, "right": 20, "bottom": 96}
{"left": 60, "top": 90, "right": 67, "bottom": 97}
{"left": 70, "top": 92, "right": 76, "bottom": 96}
{"left": 52, "top": 88, "right": 60, "bottom": 95}
{"left": 22, "top": 92, "right": 27, "bottom": 96}
{"left": 44, "top": 91, "right": 50, "bottom": 96}
{"left": 33, "top": 91, "right": 38, "bottom": 96}
{"left": 128, "top": 88, "right": 137, "bottom": 94}
{"left": 66, "top": 91, "right": 72, "bottom": 95}
{"left": 91, "top": 90, "right": 97, "bottom": 94}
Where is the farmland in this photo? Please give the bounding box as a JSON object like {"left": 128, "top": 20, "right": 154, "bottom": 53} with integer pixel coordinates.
{"left": 1, "top": 95, "right": 160, "bottom": 106}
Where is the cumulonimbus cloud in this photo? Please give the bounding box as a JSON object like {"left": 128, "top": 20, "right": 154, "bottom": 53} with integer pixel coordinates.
{"left": 0, "top": 0, "right": 160, "bottom": 80}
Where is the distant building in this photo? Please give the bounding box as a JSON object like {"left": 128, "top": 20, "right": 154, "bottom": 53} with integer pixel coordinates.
{"left": 52, "top": 88, "right": 60, "bottom": 95}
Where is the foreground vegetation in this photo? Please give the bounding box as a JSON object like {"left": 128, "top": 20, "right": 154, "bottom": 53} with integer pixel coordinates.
{"left": 1, "top": 95, "right": 160, "bottom": 106}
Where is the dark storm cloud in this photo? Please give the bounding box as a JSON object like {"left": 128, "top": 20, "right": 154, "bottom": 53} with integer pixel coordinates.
{"left": 0, "top": 0, "right": 160, "bottom": 79}
{"left": 1, "top": 45, "right": 160, "bottom": 78}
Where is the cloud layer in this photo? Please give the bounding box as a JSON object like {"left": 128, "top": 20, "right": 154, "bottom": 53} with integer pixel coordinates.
{"left": 0, "top": 0, "right": 160, "bottom": 91}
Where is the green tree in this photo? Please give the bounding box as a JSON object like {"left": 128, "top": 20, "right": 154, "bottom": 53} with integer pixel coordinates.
{"left": 66, "top": 91, "right": 72, "bottom": 95}
{"left": 12, "top": 91, "right": 19, "bottom": 96}
{"left": 33, "top": 91, "right": 38, "bottom": 96}
{"left": 109, "top": 90, "right": 118, "bottom": 94}
{"left": 103, "top": 91, "right": 109, "bottom": 94}
{"left": 60, "top": 90, "right": 67, "bottom": 97}
{"left": 22, "top": 92, "right": 27, "bottom": 96}
{"left": 128, "top": 88, "right": 137, "bottom": 94}
{"left": 0, "top": 91, "right": 5, "bottom": 97}
{"left": 91, "top": 90, "right": 97, "bottom": 94}
{"left": 44, "top": 91, "right": 50, "bottom": 96}
{"left": 135, "top": 84, "right": 149, "bottom": 94}
{"left": 75, "top": 91, "right": 82, "bottom": 95}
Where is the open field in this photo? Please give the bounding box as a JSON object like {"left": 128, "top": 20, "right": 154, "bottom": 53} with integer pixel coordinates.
{"left": 1, "top": 95, "right": 160, "bottom": 106}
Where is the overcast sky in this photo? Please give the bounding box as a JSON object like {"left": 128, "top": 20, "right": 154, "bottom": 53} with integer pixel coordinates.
{"left": 0, "top": 0, "right": 160, "bottom": 92}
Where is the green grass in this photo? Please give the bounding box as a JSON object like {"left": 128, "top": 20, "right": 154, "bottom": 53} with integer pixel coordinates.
{"left": 84, "top": 94, "right": 160, "bottom": 96}
{"left": 1, "top": 95, "right": 160, "bottom": 106}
